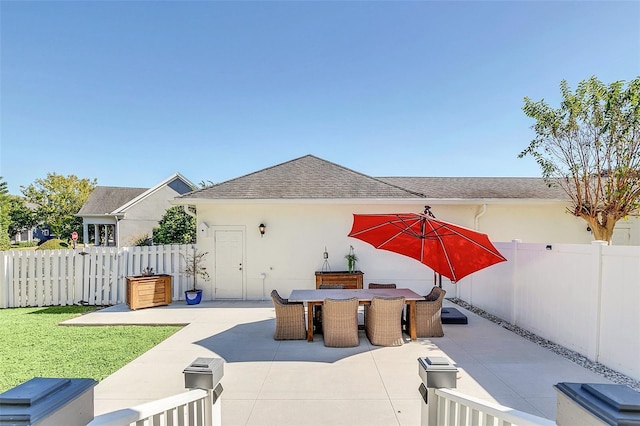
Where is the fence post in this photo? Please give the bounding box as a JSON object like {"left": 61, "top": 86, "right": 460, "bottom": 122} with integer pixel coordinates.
{"left": 417, "top": 356, "right": 458, "bottom": 425}
{"left": 510, "top": 239, "right": 521, "bottom": 325}
{"left": 183, "top": 357, "right": 224, "bottom": 426}
{"left": 590, "top": 240, "right": 607, "bottom": 363}
{"left": 0, "top": 252, "right": 7, "bottom": 309}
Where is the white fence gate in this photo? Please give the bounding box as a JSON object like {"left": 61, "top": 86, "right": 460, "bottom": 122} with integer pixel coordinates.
{"left": 0, "top": 245, "right": 194, "bottom": 308}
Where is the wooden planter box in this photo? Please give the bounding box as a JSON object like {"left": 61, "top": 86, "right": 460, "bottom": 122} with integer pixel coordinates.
{"left": 126, "top": 275, "right": 172, "bottom": 310}
{"left": 315, "top": 271, "right": 363, "bottom": 289}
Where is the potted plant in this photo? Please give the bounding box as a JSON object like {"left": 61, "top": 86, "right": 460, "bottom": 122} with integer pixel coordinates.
{"left": 345, "top": 245, "right": 358, "bottom": 273}
{"left": 182, "top": 249, "right": 210, "bottom": 305}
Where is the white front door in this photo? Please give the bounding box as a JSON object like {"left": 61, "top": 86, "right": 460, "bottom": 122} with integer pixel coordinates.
{"left": 214, "top": 229, "right": 244, "bottom": 299}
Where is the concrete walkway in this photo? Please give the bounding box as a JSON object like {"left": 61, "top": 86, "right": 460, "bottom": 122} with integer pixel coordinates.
{"left": 63, "top": 299, "right": 614, "bottom": 425}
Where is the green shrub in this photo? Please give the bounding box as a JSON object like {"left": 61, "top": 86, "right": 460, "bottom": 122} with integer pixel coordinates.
{"left": 36, "top": 239, "right": 70, "bottom": 250}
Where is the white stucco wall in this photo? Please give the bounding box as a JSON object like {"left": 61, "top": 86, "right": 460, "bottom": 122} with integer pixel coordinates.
{"left": 193, "top": 200, "right": 616, "bottom": 301}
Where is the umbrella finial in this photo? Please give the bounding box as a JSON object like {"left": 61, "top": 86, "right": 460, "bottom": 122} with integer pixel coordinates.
{"left": 424, "top": 206, "right": 436, "bottom": 217}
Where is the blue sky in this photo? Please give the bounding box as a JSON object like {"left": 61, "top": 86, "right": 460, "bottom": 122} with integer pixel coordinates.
{"left": 2, "top": 1, "right": 639, "bottom": 195}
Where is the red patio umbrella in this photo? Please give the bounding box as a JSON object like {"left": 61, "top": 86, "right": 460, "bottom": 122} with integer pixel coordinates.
{"left": 347, "top": 207, "right": 507, "bottom": 282}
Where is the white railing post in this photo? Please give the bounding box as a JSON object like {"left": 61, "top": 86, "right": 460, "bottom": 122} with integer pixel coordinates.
{"left": 183, "top": 357, "right": 225, "bottom": 426}
{"left": 417, "top": 357, "right": 458, "bottom": 425}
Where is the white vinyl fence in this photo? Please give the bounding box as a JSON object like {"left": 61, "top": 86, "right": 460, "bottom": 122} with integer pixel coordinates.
{"left": 0, "top": 244, "right": 194, "bottom": 308}
{"left": 449, "top": 240, "right": 640, "bottom": 383}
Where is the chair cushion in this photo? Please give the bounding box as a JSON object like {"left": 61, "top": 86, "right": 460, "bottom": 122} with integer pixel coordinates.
{"left": 424, "top": 286, "right": 442, "bottom": 301}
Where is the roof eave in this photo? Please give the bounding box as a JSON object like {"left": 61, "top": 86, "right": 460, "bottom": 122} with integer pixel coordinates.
{"left": 172, "top": 197, "right": 569, "bottom": 205}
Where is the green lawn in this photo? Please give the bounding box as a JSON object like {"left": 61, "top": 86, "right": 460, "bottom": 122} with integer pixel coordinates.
{"left": 0, "top": 306, "right": 182, "bottom": 393}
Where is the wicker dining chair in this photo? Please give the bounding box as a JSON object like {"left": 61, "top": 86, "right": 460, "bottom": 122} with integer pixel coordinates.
{"left": 364, "top": 283, "right": 397, "bottom": 323}
{"left": 313, "top": 284, "right": 345, "bottom": 332}
{"left": 365, "top": 296, "right": 406, "bottom": 346}
{"left": 270, "top": 289, "right": 307, "bottom": 340}
{"left": 368, "top": 283, "right": 397, "bottom": 289}
{"left": 322, "top": 297, "right": 360, "bottom": 347}
{"left": 415, "top": 286, "right": 446, "bottom": 338}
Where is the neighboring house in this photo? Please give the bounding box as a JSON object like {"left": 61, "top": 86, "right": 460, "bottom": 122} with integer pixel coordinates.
{"left": 76, "top": 173, "right": 195, "bottom": 247}
{"left": 173, "top": 155, "right": 639, "bottom": 301}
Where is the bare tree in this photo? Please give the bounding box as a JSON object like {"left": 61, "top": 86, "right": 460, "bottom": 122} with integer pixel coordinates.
{"left": 520, "top": 76, "right": 640, "bottom": 243}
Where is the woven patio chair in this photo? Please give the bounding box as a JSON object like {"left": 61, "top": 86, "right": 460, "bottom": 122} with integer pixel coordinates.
{"left": 368, "top": 283, "right": 396, "bottom": 289}
{"left": 270, "top": 289, "right": 306, "bottom": 340}
{"left": 365, "top": 296, "right": 406, "bottom": 346}
{"left": 314, "top": 284, "right": 345, "bottom": 332}
{"left": 364, "top": 283, "right": 397, "bottom": 322}
{"left": 322, "top": 297, "right": 360, "bottom": 347}
{"left": 415, "top": 286, "right": 446, "bottom": 338}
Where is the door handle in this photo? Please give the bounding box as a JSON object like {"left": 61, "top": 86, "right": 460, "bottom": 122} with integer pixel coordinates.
{"left": 239, "top": 263, "right": 242, "bottom": 271}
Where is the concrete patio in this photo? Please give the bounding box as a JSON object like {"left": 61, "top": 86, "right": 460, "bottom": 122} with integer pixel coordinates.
{"left": 63, "top": 299, "right": 616, "bottom": 425}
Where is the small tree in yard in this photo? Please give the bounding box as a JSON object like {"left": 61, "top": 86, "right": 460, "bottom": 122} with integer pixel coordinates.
{"left": 181, "top": 249, "right": 210, "bottom": 291}
{"left": 0, "top": 178, "right": 11, "bottom": 250}
{"left": 520, "top": 76, "right": 640, "bottom": 243}
{"left": 21, "top": 173, "right": 96, "bottom": 242}
{"left": 152, "top": 206, "right": 195, "bottom": 245}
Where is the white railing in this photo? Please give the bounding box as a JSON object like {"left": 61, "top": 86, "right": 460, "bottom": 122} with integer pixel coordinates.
{"left": 431, "top": 388, "right": 555, "bottom": 426}
{"left": 0, "top": 244, "right": 194, "bottom": 308}
{"left": 88, "top": 389, "right": 220, "bottom": 426}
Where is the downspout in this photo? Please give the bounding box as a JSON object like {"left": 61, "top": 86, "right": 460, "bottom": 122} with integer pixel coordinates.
{"left": 183, "top": 205, "right": 196, "bottom": 218}
{"left": 474, "top": 204, "right": 487, "bottom": 230}
{"left": 183, "top": 205, "right": 198, "bottom": 245}
{"left": 114, "top": 216, "right": 120, "bottom": 247}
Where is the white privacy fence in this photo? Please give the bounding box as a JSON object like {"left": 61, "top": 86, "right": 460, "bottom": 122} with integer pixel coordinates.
{"left": 0, "top": 244, "right": 194, "bottom": 308}
{"left": 451, "top": 240, "right": 640, "bottom": 382}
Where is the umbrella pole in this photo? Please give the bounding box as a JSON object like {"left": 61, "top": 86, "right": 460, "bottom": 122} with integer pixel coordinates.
{"left": 433, "top": 271, "right": 442, "bottom": 288}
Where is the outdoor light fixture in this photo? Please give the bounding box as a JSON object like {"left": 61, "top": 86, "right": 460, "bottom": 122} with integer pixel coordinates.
{"left": 259, "top": 223, "right": 266, "bottom": 237}
{"left": 546, "top": 245, "right": 553, "bottom": 250}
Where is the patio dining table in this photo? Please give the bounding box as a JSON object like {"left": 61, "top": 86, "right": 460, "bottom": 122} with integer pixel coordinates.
{"left": 288, "top": 288, "right": 423, "bottom": 342}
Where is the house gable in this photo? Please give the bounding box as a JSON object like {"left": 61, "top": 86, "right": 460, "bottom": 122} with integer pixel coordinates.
{"left": 179, "top": 155, "right": 425, "bottom": 200}
{"left": 77, "top": 187, "right": 148, "bottom": 216}
{"left": 116, "top": 173, "right": 195, "bottom": 213}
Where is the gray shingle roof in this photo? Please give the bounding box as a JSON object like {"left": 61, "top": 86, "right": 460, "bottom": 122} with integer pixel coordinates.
{"left": 77, "top": 186, "right": 148, "bottom": 215}
{"left": 178, "top": 155, "right": 568, "bottom": 201}
{"left": 377, "top": 177, "right": 568, "bottom": 199}
{"left": 180, "top": 155, "right": 425, "bottom": 200}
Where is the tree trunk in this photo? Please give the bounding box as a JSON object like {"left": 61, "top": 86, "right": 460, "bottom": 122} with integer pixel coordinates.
{"left": 587, "top": 217, "right": 615, "bottom": 244}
